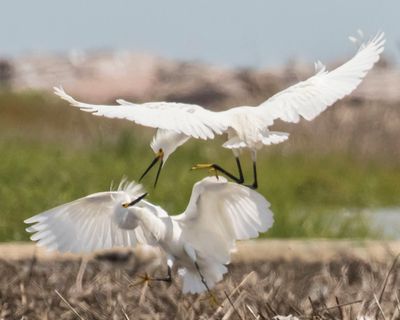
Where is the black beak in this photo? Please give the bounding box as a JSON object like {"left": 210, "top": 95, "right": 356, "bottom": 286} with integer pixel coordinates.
{"left": 123, "top": 192, "right": 148, "bottom": 208}
{"left": 139, "top": 150, "right": 164, "bottom": 188}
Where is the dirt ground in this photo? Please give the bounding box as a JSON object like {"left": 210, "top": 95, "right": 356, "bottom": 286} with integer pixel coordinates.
{"left": 1, "top": 239, "right": 400, "bottom": 262}
{"left": 1, "top": 240, "right": 400, "bottom": 319}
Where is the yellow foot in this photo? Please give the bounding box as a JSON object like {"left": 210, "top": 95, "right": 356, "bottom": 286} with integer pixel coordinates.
{"left": 130, "top": 273, "right": 153, "bottom": 288}
{"left": 191, "top": 163, "right": 213, "bottom": 170}
{"left": 129, "top": 273, "right": 152, "bottom": 306}
{"left": 191, "top": 163, "right": 219, "bottom": 179}
{"left": 200, "top": 291, "right": 219, "bottom": 307}
{"left": 208, "top": 293, "right": 219, "bottom": 307}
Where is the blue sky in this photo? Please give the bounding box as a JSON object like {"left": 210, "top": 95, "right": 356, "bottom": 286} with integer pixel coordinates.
{"left": 1, "top": 1, "right": 398, "bottom": 68}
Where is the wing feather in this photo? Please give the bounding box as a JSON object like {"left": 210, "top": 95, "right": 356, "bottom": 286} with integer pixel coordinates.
{"left": 54, "top": 87, "right": 226, "bottom": 140}
{"left": 173, "top": 177, "right": 274, "bottom": 265}
{"left": 25, "top": 191, "right": 142, "bottom": 253}
{"left": 256, "top": 32, "right": 385, "bottom": 123}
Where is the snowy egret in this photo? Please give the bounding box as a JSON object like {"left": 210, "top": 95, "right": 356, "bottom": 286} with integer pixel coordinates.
{"left": 24, "top": 176, "right": 273, "bottom": 294}
{"left": 54, "top": 32, "right": 385, "bottom": 188}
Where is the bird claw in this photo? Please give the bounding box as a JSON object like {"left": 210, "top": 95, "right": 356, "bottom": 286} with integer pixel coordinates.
{"left": 209, "top": 293, "right": 219, "bottom": 307}
{"left": 208, "top": 167, "right": 219, "bottom": 180}
{"left": 130, "top": 271, "right": 173, "bottom": 289}
{"left": 200, "top": 291, "right": 219, "bottom": 306}
{"left": 130, "top": 273, "right": 153, "bottom": 288}
{"left": 191, "top": 163, "right": 219, "bottom": 179}
{"left": 191, "top": 163, "right": 213, "bottom": 170}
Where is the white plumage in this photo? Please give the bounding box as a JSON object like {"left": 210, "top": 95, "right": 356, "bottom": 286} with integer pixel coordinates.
{"left": 25, "top": 176, "right": 274, "bottom": 294}
{"left": 219, "top": 32, "right": 385, "bottom": 152}
{"left": 54, "top": 32, "right": 385, "bottom": 187}
{"left": 255, "top": 32, "right": 385, "bottom": 124}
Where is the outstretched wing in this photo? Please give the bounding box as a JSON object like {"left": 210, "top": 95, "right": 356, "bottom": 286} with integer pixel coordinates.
{"left": 256, "top": 32, "right": 385, "bottom": 123}
{"left": 54, "top": 87, "right": 226, "bottom": 140}
{"left": 173, "top": 177, "right": 273, "bottom": 265}
{"left": 25, "top": 191, "right": 141, "bottom": 253}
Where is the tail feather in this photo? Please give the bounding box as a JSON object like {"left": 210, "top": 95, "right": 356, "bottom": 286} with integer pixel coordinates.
{"left": 222, "top": 136, "right": 247, "bottom": 149}
{"left": 222, "top": 131, "right": 289, "bottom": 150}
{"left": 180, "top": 261, "right": 228, "bottom": 294}
{"left": 180, "top": 269, "right": 204, "bottom": 294}
{"left": 261, "top": 131, "right": 289, "bottom": 145}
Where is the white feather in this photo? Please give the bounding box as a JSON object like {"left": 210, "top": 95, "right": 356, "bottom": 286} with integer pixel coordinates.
{"left": 24, "top": 182, "right": 162, "bottom": 253}
{"left": 53, "top": 32, "right": 385, "bottom": 181}
{"left": 54, "top": 87, "right": 226, "bottom": 140}
{"left": 256, "top": 32, "right": 385, "bottom": 124}
{"left": 173, "top": 176, "right": 274, "bottom": 293}
{"left": 25, "top": 177, "right": 274, "bottom": 294}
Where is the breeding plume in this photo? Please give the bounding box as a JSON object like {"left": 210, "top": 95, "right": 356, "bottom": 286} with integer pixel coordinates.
{"left": 54, "top": 32, "right": 385, "bottom": 188}
{"left": 25, "top": 177, "right": 273, "bottom": 294}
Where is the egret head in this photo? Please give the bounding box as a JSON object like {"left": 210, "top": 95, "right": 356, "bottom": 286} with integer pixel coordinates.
{"left": 122, "top": 192, "right": 148, "bottom": 208}
{"left": 113, "top": 193, "right": 147, "bottom": 230}
{"left": 111, "top": 180, "right": 148, "bottom": 229}
{"left": 115, "top": 179, "right": 148, "bottom": 208}
{"left": 139, "top": 129, "right": 189, "bottom": 187}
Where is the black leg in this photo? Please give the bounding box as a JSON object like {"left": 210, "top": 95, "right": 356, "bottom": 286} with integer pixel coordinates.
{"left": 245, "top": 151, "right": 258, "bottom": 189}
{"left": 212, "top": 164, "right": 244, "bottom": 184}
{"left": 192, "top": 157, "right": 245, "bottom": 184}
{"left": 153, "top": 265, "right": 172, "bottom": 282}
{"left": 235, "top": 157, "right": 244, "bottom": 184}
{"left": 251, "top": 160, "right": 258, "bottom": 189}
{"left": 194, "top": 262, "right": 211, "bottom": 293}
{"left": 245, "top": 160, "right": 258, "bottom": 189}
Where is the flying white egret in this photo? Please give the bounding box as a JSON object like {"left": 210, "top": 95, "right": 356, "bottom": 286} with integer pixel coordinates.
{"left": 54, "top": 32, "right": 385, "bottom": 188}
{"left": 24, "top": 176, "right": 273, "bottom": 294}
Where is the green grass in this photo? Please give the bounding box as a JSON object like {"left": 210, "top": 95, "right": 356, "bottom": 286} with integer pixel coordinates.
{"left": 0, "top": 90, "right": 400, "bottom": 241}
{"left": 1, "top": 137, "right": 400, "bottom": 241}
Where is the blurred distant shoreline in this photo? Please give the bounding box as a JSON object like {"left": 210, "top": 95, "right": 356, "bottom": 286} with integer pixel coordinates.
{"left": 0, "top": 50, "right": 398, "bottom": 104}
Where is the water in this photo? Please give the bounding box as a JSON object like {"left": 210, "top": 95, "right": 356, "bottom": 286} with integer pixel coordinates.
{"left": 368, "top": 207, "right": 400, "bottom": 239}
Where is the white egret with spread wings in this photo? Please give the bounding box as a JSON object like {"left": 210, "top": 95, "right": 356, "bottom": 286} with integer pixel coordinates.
{"left": 25, "top": 177, "right": 273, "bottom": 294}
{"left": 54, "top": 32, "right": 385, "bottom": 188}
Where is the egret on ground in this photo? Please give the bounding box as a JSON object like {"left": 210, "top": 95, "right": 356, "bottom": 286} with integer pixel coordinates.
{"left": 24, "top": 176, "right": 273, "bottom": 294}
{"left": 54, "top": 32, "right": 385, "bottom": 188}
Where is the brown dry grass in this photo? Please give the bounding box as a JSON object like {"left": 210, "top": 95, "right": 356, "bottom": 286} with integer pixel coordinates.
{"left": 1, "top": 242, "right": 400, "bottom": 319}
